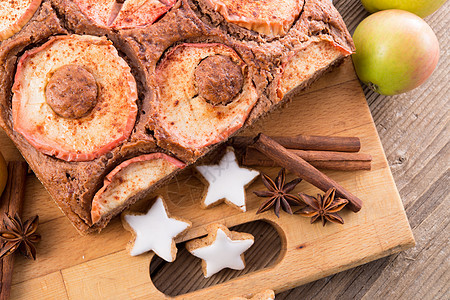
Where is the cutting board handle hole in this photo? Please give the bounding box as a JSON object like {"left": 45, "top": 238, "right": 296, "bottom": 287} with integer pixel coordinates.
{"left": 149, "top": 220, "right": 282, "bottom": 296}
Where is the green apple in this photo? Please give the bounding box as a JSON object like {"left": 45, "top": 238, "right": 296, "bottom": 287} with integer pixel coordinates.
{"left": 0, "top": 151, "right": 7, "bottom": 197}
{"left": 352, "top": 10, "right": 440, "bottom": 95}
{"left": 361, "top": 0, "right": 446, "bottom": 18}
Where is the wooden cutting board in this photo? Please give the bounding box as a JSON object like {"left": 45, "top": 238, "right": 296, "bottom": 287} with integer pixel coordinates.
{"left": 1, "top": 59, "right": 415, "bottom": 299}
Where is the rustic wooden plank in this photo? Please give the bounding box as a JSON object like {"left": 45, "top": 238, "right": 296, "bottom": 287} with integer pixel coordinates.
{"left": 277, "top": 0, "right": 449, "bottom": 299}
{"left": 364, "top": 200, "right": 449, "bottom": 299}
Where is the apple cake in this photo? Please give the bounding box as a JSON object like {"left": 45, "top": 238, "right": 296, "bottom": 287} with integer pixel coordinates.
{"left": 0, "top": 0, "right": 354, "bottom": 234}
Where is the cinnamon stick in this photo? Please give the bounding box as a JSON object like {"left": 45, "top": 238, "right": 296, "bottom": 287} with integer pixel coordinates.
{"left": 243, "top": 148, "right": 372, "bottom": 171}
{"left": 0, "top": 162, "right": 28, "bottom": 300}
{"left": 253, "top": 134, "right": 362, "bottom": 212}
{"left": 232, "top": 135, "right": 361, "bottom": 152}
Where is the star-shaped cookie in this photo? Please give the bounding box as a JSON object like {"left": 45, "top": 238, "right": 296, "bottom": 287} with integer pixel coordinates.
{"left": 186, "top": 224, "right": 254, "bottom": 278}
{"left": 122, "top": 196, "right": 191, "bottom": 262}
{"left": 196, "top": 147, "right": 259, "bottom": 212}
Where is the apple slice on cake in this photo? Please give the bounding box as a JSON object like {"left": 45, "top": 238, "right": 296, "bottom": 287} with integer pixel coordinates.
{"left": 73, "top": 0, "right": 117, "bottom": 27}
{"left": 277, "top": 39, "right": 353, "bottom": 100}
{"left": 152, "top": 43, "right": 258, "bottom": 161}
{"left": 0, "top": 0, "right": 42, "bottom": 41}
{"left": 91, "top": 153, "right": 185, "bottom": 224}
{"left": 203, "top": 0, "right": 303, "bottom": 37}
{"left": 12, "top": 34, "right": 138, "bottom": 161}
{"left": 74, "top": 0, "right": 176, "bottom": 28}
{"left": 111, "top": 0, "right": 177, "bottom": 29}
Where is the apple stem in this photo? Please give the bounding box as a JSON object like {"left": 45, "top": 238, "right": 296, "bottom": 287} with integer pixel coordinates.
{"left": 367, "top": 82, "right": 379, "bottom": 93}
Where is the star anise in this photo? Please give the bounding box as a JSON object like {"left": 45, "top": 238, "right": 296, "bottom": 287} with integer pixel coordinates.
{"left": 254, "top": 168, "right": 304, "bottom": 217}
{"left": 0, "top": 214, "right": 41, "bottom": 260}
{"left": 296, "top": 188, "right": 348, "bottom": 226}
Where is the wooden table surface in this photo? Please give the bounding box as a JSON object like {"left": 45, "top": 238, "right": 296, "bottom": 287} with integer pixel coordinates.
{"left": 1, "top": 1, "right": 448, "bottom": 299}
{"left": 276, "top": 1, "right": 449, "bottom": 298}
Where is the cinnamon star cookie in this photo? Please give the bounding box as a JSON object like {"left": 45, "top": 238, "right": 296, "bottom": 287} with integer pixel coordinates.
{"left": 186, "top": 223, "right": 254, "bottom": 278}
{"left": 122, "top": 196, "right": 191, "bottom": 262}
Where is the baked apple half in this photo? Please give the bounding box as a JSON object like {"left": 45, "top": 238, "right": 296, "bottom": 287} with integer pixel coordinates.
{"left": 74, "top": 0, "right": 176, "bottom": 28}
{"left": 91, "top": 153, "right": 185, "bottom": 224}
{"left": 153, "top": 43, "right": 258, "bottom": 160}
{"left": 73, "top": 0, "right": 117, "bottom": 27}
{"left": 0, "top": 0, "right": 42, "bottom": 41}
{"left": 277, "top": 40, "right": 353, "bottom": 100}
{"left": 111, "top": 0, "right": 177, "bottom": 29}
{"left": 203, "top": 0, "right": 303, "bottom": 37}
{"left": 12, "top": 34, "right": 138, "bottom": 161}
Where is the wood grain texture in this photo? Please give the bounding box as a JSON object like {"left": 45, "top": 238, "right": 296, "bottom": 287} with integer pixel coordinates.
{"left": 0, "top": 0, "right": 446, "bottom": 297}
{"left": 10, "top": 272, "right": 68, "bottom": 300}
{"left": 277, "top": 1, "right": 450, "bottom": 299}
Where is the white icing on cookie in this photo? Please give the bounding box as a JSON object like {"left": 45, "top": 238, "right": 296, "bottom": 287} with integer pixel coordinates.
{"left": 190, "top": 228, "right": 254, "bottom": 277}
{"left": 196, "top": 148, "right": 259, "bottom": 211}
{"left": 123, "top": 197, "right": 190, "bottom": 262}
